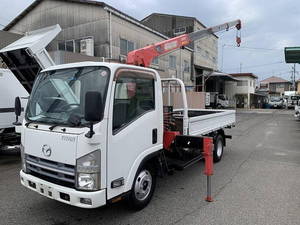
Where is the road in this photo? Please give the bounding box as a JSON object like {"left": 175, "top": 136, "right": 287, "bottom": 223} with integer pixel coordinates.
{"left": 0, "top": 110, "right": 299, "bottom": 225}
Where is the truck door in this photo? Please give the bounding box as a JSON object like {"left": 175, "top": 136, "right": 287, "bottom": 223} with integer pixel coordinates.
{"left": 106, "top": 69, "right": 162, "bottom": 200}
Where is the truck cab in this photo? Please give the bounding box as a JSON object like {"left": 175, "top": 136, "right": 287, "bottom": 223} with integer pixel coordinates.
{"left": 19, "top": 62, "right": 163, "bottom": 208}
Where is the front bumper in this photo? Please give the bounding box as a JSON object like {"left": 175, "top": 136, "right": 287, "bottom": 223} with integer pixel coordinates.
{"left": 20, "top": 170, "right": 106, "bottom": 208}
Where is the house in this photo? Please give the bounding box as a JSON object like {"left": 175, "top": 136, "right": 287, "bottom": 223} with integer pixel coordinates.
{"left": 227, "top": 73, "right": 258, "bottom": 108}
{"left": 141, "top": 13, "right": 218, "bottom": 91}
{"left": 297, "top": 79, "right": 300, "bottom": 94}
{"left": 258, "top": 76, "right": 292, "bottom": 97}
{"left": 1, "top": 0, "right": 196, "bottom": 85}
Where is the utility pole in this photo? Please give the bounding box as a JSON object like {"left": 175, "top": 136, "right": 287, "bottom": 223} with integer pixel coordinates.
{"left": 291, "top": 64, "right": 296, "bottom": 91}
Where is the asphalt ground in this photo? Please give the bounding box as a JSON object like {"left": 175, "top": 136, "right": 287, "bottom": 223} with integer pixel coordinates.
{"left": 0, "top": 109, "right": 299, "bottom": 225}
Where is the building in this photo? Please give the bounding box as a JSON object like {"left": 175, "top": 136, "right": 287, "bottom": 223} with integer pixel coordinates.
{"left": 0, "top": 31, "right": 22, "bottom": 68}
{"left": 141, "top": 13, "right": 218, "bottom": 90}
{"left": 258, "top": 76, "right": 292, "bottom": 97}
{"left": 2, "top": 0, "right": 194, "bottom": 85}
{"left": 297, "top": 79, "right": 300, "bottom": 94}
{"left": 227, "top": 73, "right": 258, "bottom": 108}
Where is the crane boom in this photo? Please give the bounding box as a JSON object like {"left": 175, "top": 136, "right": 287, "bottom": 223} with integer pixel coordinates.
{"left": 126, "top": 19, "right": 241, "bottom": 67}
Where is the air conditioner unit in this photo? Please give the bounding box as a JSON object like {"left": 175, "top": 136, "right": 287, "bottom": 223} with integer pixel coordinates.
{"left": 80, "top": 38, "right": 94, "bottom": 56}
{"left": 119, "top": 55, "right": 127, "bottom": 63}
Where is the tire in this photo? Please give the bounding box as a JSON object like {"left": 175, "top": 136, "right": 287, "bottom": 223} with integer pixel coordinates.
{"left": 128, "top": 163, "right": 156, "bottom": 210}
{"left": 213, "top": 135, "right": 224, "bottom": 163}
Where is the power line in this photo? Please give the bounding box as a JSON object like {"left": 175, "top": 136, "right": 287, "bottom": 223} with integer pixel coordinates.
{"left": 224, "top": 61, "right": 285, "bottom": 71}
{"left": 222, "top": 44, "right": 282, "bottom": 51}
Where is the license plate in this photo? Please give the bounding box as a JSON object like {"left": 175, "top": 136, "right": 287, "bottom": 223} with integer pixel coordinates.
{"left": 39, "top": 184, "right": 53, "bottom": 198}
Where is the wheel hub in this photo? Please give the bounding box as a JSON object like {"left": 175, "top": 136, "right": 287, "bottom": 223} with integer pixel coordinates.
{"left": 217, "top": 139, "right": 223, "bottom": 157}
{"left": 134, "top": 170, "right": 152, "bottom": 201}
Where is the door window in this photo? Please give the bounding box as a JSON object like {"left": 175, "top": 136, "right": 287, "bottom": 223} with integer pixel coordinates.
{"left": 113, "top": 71, "right": 155, "bottom": 133}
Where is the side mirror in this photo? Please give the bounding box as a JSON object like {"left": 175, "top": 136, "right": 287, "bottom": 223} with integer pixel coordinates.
{"left": 84, "top": 91, "right": 103, "bottom": 138}
{"left": 13, "top": 97, "right": 22, "bottom": 126}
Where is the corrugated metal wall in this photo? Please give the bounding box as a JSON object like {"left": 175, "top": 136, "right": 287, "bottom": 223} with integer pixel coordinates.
{"left": 6, "top": 0, "right": 193, "bottom": 85}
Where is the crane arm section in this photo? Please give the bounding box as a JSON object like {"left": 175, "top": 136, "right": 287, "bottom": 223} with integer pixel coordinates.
{"left": 126, "top": 19, "right": 241, "bottom": 67}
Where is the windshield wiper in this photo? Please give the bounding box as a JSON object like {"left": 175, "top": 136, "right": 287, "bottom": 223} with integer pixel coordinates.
{"left": 49, "top": 123, "right": 60, "bottom": 131}
{"left": 48, "top": 114, "right": 83, "bottom": 131}
{"left": 25, "top": 121, "right": 34, "bottom": 127}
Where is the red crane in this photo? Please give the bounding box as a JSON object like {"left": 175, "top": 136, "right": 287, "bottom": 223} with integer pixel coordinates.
{"left": 126, "top": 19, "right": 241, "bottom": 67}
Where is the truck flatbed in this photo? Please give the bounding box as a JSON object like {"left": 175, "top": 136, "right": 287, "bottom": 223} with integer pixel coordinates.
{"left": 173, "top": 109, "right": 235, "bottom": 136}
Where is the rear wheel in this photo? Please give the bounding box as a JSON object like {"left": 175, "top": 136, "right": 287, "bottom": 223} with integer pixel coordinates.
{"left": 213, "top": 135, "right": 224, "bottom": 163}
{"left": 128, "top": 163, "right": 156, "bottom": 210}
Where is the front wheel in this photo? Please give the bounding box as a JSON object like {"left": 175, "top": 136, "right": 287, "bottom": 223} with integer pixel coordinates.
{"left": 213, "top": 135, "right": 224, "bottom": 163}
{"left": 128, "top": 164, "right": 156, "bottom": 210}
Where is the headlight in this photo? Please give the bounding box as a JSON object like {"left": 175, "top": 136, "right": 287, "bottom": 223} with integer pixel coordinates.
{"left": 76, "top": 150, "right": 100, "bottom": 191}
{"left": 20, "top": 144, "right": 27, "bottom": 173}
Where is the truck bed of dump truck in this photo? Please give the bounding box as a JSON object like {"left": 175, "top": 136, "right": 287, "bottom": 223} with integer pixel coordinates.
{"left": 173, "top": 109, "right": 236, "bottom": 136}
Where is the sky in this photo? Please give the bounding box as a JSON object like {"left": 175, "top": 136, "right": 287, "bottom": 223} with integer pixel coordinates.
{"left": 1, "top": 0, "right": 300, "bottom": 82}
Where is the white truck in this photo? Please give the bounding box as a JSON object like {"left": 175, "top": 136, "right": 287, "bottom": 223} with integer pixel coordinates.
{"left": 0, "top": 20, "right": 241, "bottom": 209}
{"left": 0, "top": 68, "right": 28, "bottom": 149}
{"left": 208, "top": 92, "right": 229, "bottom": 109}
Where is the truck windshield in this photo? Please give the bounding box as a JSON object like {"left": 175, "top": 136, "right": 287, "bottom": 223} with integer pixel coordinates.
{"left": 26, "top": 66, "right": 110, "bottom": 126}
{"left": 270, "top": 97, "right": 281, "bottom": 102}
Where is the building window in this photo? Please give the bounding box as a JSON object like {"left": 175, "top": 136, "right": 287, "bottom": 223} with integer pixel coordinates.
{"left": 212, "top": 56, "right": 217, "bottom": 63}
{"left": 277, "top": 83, "right": 284, "bottom": 88}
{"left": 183, "top": 60, "right": 190, "bottom": 72}
{"left": 237, "top": 80, "right": 248, "bottom": 86}
{"left": 213, "top": 39, "right": 217, "bottom": 46}
{"left": 66, "top": 40, "right": 74, "bottom": 52}
{"left": 205, "top": 50, "right": 209, "bottom": 58}
{"left": 152, "top": 57, "right": 159, "bottom": 65}
{"left": 174, "top": 27, "right": 186, "bottom": 36}
{"left": 197, "top": 46, "right": 201, "bottom": 53}
{"left": 58, "top": 37, "right": 94, "bottom": 55}
{"left": 169, "top": 55, "right": 176, "bottom": 69}
{"left": 58, "top": 42, "right": 66, "bottom": 51}
{"left": 120, "top": 38, "right": 134, "bottom": 56}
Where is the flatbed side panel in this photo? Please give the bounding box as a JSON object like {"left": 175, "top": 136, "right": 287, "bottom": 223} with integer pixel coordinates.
{"left": 188, "top": 110, "right": 236, "bottom": 136}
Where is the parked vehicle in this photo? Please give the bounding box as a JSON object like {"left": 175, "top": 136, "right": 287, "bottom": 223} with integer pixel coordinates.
{"left": 295, "top": 100, "right": 300, "bottom": 120}
{"left": 0, "top": 19, "right": 241, "bottom": 209}
{"left": 0, "top": 69, "right": 28, "bottom": 149}
{"left": 287, "top": 95, "right": 300, "bottom": 109}
{"left": 208, "top": 92, "right": 229, "bottom": 109}
{"left": 268, "top": 96, "right": 283, "bottom": 109}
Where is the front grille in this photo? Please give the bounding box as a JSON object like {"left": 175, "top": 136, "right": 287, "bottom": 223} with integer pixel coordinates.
{"left": 25, "top": 154, "right": 75, "bottom": 188}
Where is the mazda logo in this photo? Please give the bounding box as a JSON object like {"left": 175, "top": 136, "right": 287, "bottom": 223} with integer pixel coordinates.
{"left": 42, "top": 145, "right": 52, "bottom": 157}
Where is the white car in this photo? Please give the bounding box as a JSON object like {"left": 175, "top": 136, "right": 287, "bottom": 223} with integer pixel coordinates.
{"left": 269, "top": 97, "right": 283, "bottom": 109}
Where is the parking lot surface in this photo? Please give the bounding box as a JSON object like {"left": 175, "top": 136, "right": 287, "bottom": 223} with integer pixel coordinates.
{"left": 0, "top": 110, "right": 299, "bottom": 225}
